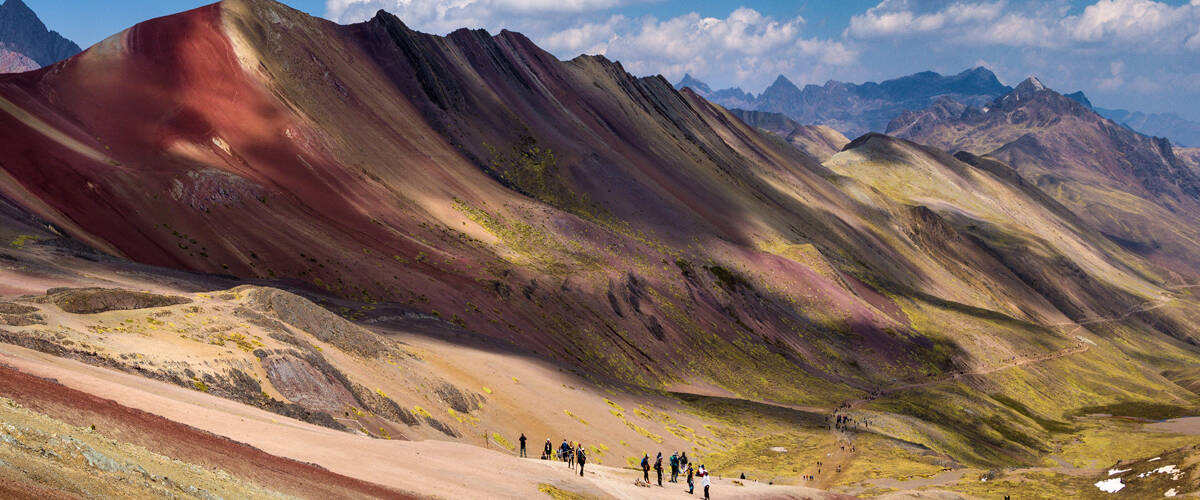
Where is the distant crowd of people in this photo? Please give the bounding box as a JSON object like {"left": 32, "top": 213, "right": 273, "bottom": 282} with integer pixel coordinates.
{"left": 516, "top": 433, "right": 711, "bottom": 498}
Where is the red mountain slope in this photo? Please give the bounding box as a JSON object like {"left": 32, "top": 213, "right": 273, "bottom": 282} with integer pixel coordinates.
{"left": 0, "top": 0, "right": 1196, "bottom": 427}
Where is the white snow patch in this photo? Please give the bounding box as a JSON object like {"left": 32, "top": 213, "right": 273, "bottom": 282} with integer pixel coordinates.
{"left": 1137, "top": 465, "right": 1182, "bottom": 480}
{"left": 1149, "top": 457, "right": 1161, "bottom": 462}
{"left": 769, "top": 447, "right": 787, "bottom": 453}
{"left": 1108, "top": 468, "right": 1130, "bottom": 476}
{"left": 1095, "top": 478, "right": 1124, "bottom": 493}
{"left": 1164, "top": 488, "right": 1177, "bottom": 497}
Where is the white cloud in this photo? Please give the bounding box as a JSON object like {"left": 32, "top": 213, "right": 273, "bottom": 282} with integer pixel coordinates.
{"left": 325, "top": 1, "right": 856, "bottom": 92}
{"left": 325, "top": 0, "right": 637, "bottom": 34}
{"left": 569, "top": 9, "right": 856, "bottom": 91}
{"left": 319, "top": 0, "right": 1200, "bottom": 116}
{"left": 846, "top": 0, "right": 1200, "bottom": 52}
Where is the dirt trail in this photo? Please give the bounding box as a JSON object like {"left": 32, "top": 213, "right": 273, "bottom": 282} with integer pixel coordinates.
{"left": 0, "top": 342, "right": 837, "bottom": 499}
{"left": 789, "top": 290, "right": 1194, "bottom": 493}
{"left": 847, "top": 289, "right": 1193, "bottom": 409}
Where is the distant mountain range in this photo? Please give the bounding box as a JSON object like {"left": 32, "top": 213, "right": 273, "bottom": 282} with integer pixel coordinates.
{"left": 679, "top": 68, "right": 1200, "bottom": 148}
{"left": 676, "top": 67, "right": 1010, "bottom": 139}
{"left": 888, "top": 76, "right": 1200, "bottom": 281}
{"left": 1094, "top": 107, "right": 1200, "bottom": 148}
{"left": 0, "top": 0, "right": 80, "bottom": 72}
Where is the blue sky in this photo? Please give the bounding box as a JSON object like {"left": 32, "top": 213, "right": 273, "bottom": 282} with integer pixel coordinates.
{"left": 23, "top": 0, "right": 1200, "bottom": 120}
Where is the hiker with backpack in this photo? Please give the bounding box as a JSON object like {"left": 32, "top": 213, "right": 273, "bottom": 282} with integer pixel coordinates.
{"left": 686, "top": 464, "right": 695, "bottom": 494}
{"left": 654, "top": 452, "right": 664, "bottom": 486}
{"left": 576, "top": 444, "right": 587, "bottom": 476}
{"left": 670, "top": 452, "right": 680, "bottom": 482}
{"left": 519, "top": 433, "right": 527, "bottom": 458}
{"left": 641, "top": 454, "right": 650, "bottom": 482}
{"left": 543, "top": 438, "right": 552, "bottom": 460}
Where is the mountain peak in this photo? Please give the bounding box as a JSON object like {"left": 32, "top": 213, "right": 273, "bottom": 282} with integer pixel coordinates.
{"left": 1065, "top": 91, "right": 1093, "bottom": 109}
{"left": 769, "top": 74, "right": 797, "bottom": 89}
{"left": 0, "top": 0, "right": 81, "bottom": 67}
{"left": 675, "top": 73, "right": 712, "bottom": 94}
{"left": 1015, "top": 76, "right": 1047, "bottom": 94}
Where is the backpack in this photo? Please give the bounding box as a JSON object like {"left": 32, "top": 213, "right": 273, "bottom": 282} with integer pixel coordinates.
{"left": 641, "top": 457, "right": 649, "bottom": 469}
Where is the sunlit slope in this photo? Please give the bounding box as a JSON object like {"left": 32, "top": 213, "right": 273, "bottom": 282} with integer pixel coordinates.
{"left": 0, "top": 0, "right": 1195, "bottom": 452}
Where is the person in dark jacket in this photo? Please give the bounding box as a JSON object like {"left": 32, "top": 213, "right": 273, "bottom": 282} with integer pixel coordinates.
{"left": 679, "top": 451, "right": 689, "bottom": 472}
{"left": 543, "top": 438, "right": 552, "bottom": 460}
{"left": 670, "top": 452, "right": 680, "bottom": 482}
{"left": 519, "top": 433, "right": 527, "bottom": 458}
{"left": 576, "top": 445, "right": 587, "bottom": 476}
{"left": 654, "top": 453, "right": 664, "bottom": 486}
{"left": 686, "top": 464, "right": 695, "bottom": 494}
{"left": 641, "top": 454, "right": 650, "bottom": 482}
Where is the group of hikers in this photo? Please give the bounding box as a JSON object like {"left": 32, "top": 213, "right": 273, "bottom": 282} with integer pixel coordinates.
{"left": 641, "top": 451, "right": 711, "bottom": 499}
{"left": 831, "top": 413, "right": 868, "bottom": 432}
{"left": 519, "top": 434, "right": 590, "bottom": 476}
{"left": 516, "top": 433, "right": 711, "bottom": 498}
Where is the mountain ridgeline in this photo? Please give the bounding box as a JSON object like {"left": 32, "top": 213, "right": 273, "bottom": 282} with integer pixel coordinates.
{"left": 0, "top": 0, "right": 80, "bottom": 72}
{"left": 0, "top": 0, "right": 1198, "bottom": 474}
{"left": 676, "top": 67, "right": 1011, "bottom": 139}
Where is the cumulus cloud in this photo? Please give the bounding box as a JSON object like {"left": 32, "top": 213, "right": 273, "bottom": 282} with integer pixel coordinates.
{"left": 326, "top": 0, "right": 636, "bottom": 34}
{"left": 846, "top": 0, "right": 1200, "bottom": 51}
{"left": 556, "top": 9, "right": 856, "bottom": 90}
{"left": 322, "top": 0, "right": 1200, "bottom": 113}
{"left": 325, "top": 1, "right": 855, "bottom": 91}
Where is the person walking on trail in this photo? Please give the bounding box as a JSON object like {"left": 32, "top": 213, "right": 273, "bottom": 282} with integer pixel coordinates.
{"left": 680, "top": 451, "right": 689, "bottom": 471}
{"left": 670, "top": 452, "right": 680, "bottom": 482}
{"left": 686, "top": 464, "right": 695, "bottom": 494}
{"left": 543, "top": 439, "right": 552, "bottom": 460}
{"left": 560, "top": 439, "right": 571, "bottom": 464}
{"left": 654, "top": 452, "right": 664, "bottom": 486}
{"left": 699, "top": 465, "right": 711, "bottom": 500}
{"left": 519, "top": 433, "right": 527, "bottom": 458}
{"left": 576, "top": 445, "right": 587, "bottom": 477}
{"left": 567, "top": 441, "right": 576, "bottom": 469}
{"left": 641, "top": 454, "right": 650, "bottom": 482}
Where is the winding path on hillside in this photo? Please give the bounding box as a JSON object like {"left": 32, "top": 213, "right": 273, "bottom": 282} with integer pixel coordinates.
{"left": 798, "top": 287, "right": 1197, "bottom": 491}
{"left": 849, "top": 288, "right": 1193, "bottom": 408}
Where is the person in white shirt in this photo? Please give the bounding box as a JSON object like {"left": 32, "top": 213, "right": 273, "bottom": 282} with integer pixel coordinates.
{"left": 699, "top": 465, "right": 711, "bottom": 499}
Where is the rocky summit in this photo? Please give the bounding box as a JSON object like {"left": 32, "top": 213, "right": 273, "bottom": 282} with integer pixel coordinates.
{"left": 0, "top": 0, "right": 79, "bottom": 71}
{"left": 678, "top": 67, "right": 1011, "bottom": 139}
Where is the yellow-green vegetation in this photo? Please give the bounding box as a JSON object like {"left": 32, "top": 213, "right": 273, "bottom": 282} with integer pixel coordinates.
{"left": 453, "top": 199, "right": 594, "bottom": 274}
{"left": 413, "top": 406, "right": 432, "bottom": 419}
{"left": 482, "top": 386, "right": 493, "bottom": 394}
{"left": 607, "top": 407, "right": 663, "bottom": 443}
{"left": 1070, "top": 401, "right": 1198, "bottom": 420}
{"left": 492, "top": 432, "right": 514, "bottom": 451}
{"left": 937, "top": 470, "right": 1092, "bottom": 500}
{"left": 10, "top": 234, "right": 37, "bottom": 247}
{"left": 191, "top": 379, "right": 210, "bottom": 392}
{"left": 1055, "top": 420, "right": 1199, "bottom": 468}
{"left": 537, "top": 483, "right": 596, "bottom": 500}
{"left": 564, "top": 409, "right": 588, "bottom": 425}
{"left": 447, "top": 408, "right": 479, "bottom": 426}
{"left": 833, "top": 434, "right": 949, "bottom": 483}
{"left": 700, "top": 431, "right": 831, "bottom": 483}
{"left": 207, "top": 332, "right": 263, "bottom": 352}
